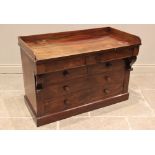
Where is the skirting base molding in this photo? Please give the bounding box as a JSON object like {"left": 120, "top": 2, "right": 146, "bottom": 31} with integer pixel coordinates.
{"left": 0, "top": 64, "right": 155, "bottom": 74}
{"left": 133, "top": 64, "right": 155, "bottom": 73}
{"left": 0, "top": 64, "right": 22, "bottom": 73}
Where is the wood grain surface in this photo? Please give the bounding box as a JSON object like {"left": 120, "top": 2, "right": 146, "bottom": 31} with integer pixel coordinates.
{"left": 19, "top": 27, "right": 141, "bottom": 60}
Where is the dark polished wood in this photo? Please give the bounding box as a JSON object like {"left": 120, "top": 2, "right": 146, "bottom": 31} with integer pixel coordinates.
{"left": 19, "top": 27, "right": 141, "bottom": 126}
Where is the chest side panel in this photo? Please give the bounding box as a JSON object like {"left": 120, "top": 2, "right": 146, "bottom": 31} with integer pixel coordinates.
{"left": 20, "top": 49, "right": 37, "bottom": 114}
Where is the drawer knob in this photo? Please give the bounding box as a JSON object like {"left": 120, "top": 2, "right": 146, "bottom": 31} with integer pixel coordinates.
{"left": 63, "top": 70, "right": 69, "bottom": 76}
{"left": 63, "top": 85, "right": 70, "bottom": 91}
{"left": 36, "top": 83, "right": 43, "bottom": 92}
{"left": 104, "top": 89, "right": 110, "bottom": 94}
{"left": 105, "top": 76, "right": 111, "bottom": 82}
{"left": 64, "top": 99, "right": 70, "bottom": 106}
{"left": 105, "top": 62, "right": 112, "bottom": 68}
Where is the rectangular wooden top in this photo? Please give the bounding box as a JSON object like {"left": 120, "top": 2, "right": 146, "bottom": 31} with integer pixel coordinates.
{"left": 18, "top": 27, "right": 141, "bottom": 61}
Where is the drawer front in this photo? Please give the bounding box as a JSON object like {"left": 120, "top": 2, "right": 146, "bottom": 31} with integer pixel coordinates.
{"left": 41, "top": 77, "right": 89, "bottom": 100}
{"left": 86, "top": 50, "right": 116, "bottom": 65}
{"left": 88, "top": 59, "right": 125, "bottom": 75}
{"left": 36, "top": 55, "right": 86, "bottom": 74}
{"left": 86, "top": 48, "right": 133, "bottom": 65}
{"left": 44, "top": 83, "right": 123, "bottom": 114}
{"left": 38, "top": 68, "right": 125, "bottom": 101}
{"left": 40, "top": 66, "right": 87, "bottom": 85}
{"left": 116, "top": 48, "right": 132, "bottom": 59}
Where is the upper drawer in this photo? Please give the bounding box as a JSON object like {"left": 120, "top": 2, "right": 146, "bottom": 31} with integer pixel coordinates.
{"left": 116, "top": 48, "right": 133, "bottom": 59}
{"left": 86, "top": 50, "right": 116, "bottom": 65}
{"left": 36, "top": 55, "right": 86, "bottom": 74}
{"left": 37, "top": 66, "right": 87, "bottom": 85}
{"left": 88, "top": 59, "right": 125, "bottom": 75}
{"left": 86, "top": 48, "right": 133, "bottom": 65}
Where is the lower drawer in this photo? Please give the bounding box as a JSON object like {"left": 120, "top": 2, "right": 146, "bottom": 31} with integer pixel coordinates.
{"left": 43, "top": 83, "right": 123, "bottom": 114}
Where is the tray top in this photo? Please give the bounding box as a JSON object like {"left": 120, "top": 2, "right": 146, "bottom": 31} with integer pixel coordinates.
{"left": 18, "top": 27, "right": 141, "bottom": 61}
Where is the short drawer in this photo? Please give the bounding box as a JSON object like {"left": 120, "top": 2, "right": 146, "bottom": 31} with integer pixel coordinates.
{"left": 44, "top": 83, "right": 123, "bottom": 114}
{"left": 86, "top": 50, "right": 116, "bottom": 65}
{"left": 116, "top": 48, "right": 132, "bottom": 58}
{"left": 86, "top": 48, "right": 133, "bottom": 65}
{"left": 39, "top": 66, "right": 87, "bottom": 85}
{"left": 36, "top": 55, "right": 86, "bottom": 74}
{"left": 88, "top": 59, "right": 125, "bottom": 75}
{"left": 40, "top": 77, "right": 89, "bottom": 100}
{"left": 88, "top": 68, "right": 125, "bottom": 87}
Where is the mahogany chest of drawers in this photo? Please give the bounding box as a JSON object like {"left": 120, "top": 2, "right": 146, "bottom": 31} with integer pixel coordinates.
{"left": 18, "top": 27, "right": 141, "bottom": 126}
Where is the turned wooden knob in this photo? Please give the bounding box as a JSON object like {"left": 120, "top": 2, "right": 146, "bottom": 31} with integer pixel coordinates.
{"left": 64, "top": 99, "right": 70, "bottom": 106}
{"left": 63, "top": 70, "right": 69, "bottom": 76}
{"left": 63, "top": 85, "right": 70, "bottom": 91}
{"left": 105, "top": 62, "right": 112, "bottom": 68}
{"left": 105, "top": 76, "right": 111, "bottom": 82}
{"left": 104, "top": 89, "right": 110, "bottom": 94}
